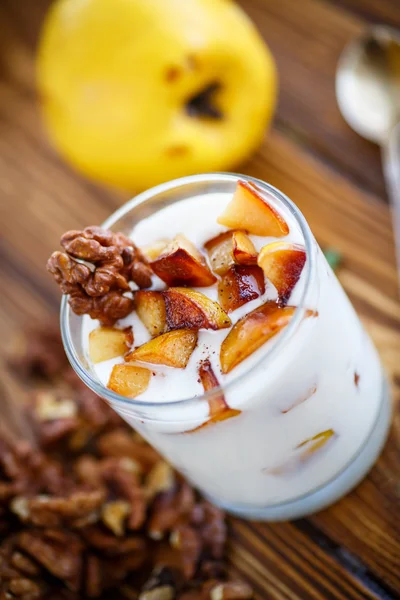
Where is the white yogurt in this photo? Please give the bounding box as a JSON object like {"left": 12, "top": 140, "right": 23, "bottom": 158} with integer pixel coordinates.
{"left": 82, "top": 187, "right": 386, "bottom": 517}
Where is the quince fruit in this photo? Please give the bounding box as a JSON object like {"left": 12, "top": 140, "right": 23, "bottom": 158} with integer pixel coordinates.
{"left": 37, "top": 0, "right": 277, "bottom": 191}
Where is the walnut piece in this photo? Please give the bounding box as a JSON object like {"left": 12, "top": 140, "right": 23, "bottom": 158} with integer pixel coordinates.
{"left": 101, "top": 500, "right": 131, "bottom": 536}
{"left": 145, "top": 461, "right": 175, "bottom": 500}
{"left": 148, "top": 482, "right": 195, "bottom": 540}
{"left": 47, "top": 226, "right": 153, "bottom": 325}
{"left": 34, "top": 391, "right": 78, "bottom": 421}
{"left": 11, "top": 488, "right": 105, "bottom": 528}
{"left": 210, "top": 581, "right": 254, "bottom": 599}
{"left": 139, "top": 586, "right": 175, "bottom": 600}
{"left": 17, "top": 529, "right": 84, "bottom": 591}
{"left": 170, "top": 524, "right": 202, "bottom": 578}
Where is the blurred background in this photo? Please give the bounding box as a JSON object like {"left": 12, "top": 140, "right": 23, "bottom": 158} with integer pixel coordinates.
{"left": 0, "top": 0, "right": 399, "bottom": 597}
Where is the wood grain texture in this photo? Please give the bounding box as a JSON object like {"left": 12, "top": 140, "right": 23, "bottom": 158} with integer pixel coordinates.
{"left": 236, "top": 0, "right": 389, "bottom": 199}
{"left": 328, "top": 0, "right": 400, "bottom": 29}
{"left": 0, "top": 0, "right": 399, "bottom": 598}
{"left": 229, "top": 520, "right": 387, "bottom": 600}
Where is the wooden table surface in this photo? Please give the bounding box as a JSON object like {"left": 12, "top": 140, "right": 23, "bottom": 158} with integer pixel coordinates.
{"left": 0, "top": 0, "right": 399, "bottom": 598}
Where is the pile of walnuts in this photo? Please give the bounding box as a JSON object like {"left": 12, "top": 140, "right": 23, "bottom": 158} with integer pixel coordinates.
{"left": 1, "top": 325, "right": 253, "bottom": 599}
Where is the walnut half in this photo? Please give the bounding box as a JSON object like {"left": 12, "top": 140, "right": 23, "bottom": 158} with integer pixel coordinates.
{"left": 47, "top": 226, "right": 153, "bottom": 325}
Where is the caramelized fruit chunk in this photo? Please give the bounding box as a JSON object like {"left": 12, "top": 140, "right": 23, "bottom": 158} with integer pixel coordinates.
{"left": 265, "top": 429, "right": 336, "bottom": 475}
{"left": 141, "top": 238, "right": 170, "bottom": 261}
{"left": 134, "top": 290, "right": 166, "bottom": 337}
{"left": 217, "top": 180, "right": 289, "bottom": 237}
{"left": 204, "top": 230, "right": 235, "bottom": 276}
{"left": 204, "top": 230, "right": 258, "bottom": 276}
{"left": 125, "top": 330, "right": 197, "bottom": 368}
{"left": 107, "top": 364, "right": 151, "bottom": 398}
{"left": 220, "top": 301, "right": 296, "bottom": 373}
{"left": 187, "top": 360, "right": 240, "bottom": 433}
{"left": 163, "top": 288, "right": 231, "bottom": 331}
{"left": 199, "top": 359, "right": 228, "bottom": 417}
{"left": 297, "top": 429, "right": 336, "bottom": 461}
{"left": 218, "top": 265, "right": 265, "bottom": 313}
{"left": 151, "top": 234, "right": 216, "bottom": 287}
{"left": 257, "top": 242, "right": 306, "bottom": 304}
{"left": 232, "top": 231, "right": 258, "bottom": 265}
{"left": 88, "top": 326, "right": 132, "bottom": 363}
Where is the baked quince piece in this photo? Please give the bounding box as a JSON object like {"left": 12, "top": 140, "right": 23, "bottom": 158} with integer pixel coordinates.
{"left": 204, "top": 229, "right": 257, "bottom": 276}
{"left": 217, "top": 180, "right": 289, "bottom": 237}
{"left": 220, "top": 301, "right": 296, "bottom": 373}
{"left": 258, "top": 241, "right": 306, "bottom": 304}
{"left": 186, "top": 359, "right": 240, "bottom": 433}
{"left": 218, "top": 264, "right": 265, "bottom": 313}
{"left": 297, "top": 429, "right": 336, "bottom": 461}
{"left": 141, "top": 238, "right": 170, "bottom": 262}
{"left": 163, "top": 287, "right": 231, "bottom": 331}
{"left": 125, "top": 330, "right": 197, "bottom": 368}
{"left": 134, "top": 290, "right": 167, "bottom": 337}
{"left": 151, "top": 234, "right": 216, "bottom": 287}
{"left": 232, "top": 230, "right": 258, "bottom": 265}
{"left": 265, "top": 428, "right": 336, "bottom": 475}
{"left": 107, "top": 364, "right": 151, "bottom": 398}
{"left": 89, "top": 326, "right": 133, "bottom": 363}
{"left": 204, "top": 230, "right": 235, "bottom": 276}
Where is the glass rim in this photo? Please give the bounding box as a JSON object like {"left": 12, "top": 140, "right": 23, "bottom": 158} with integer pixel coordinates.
{"left": 60, "top": 172, "right": 315, "bottom": 410}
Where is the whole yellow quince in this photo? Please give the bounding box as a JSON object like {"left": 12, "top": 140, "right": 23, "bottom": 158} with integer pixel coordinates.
{"left": 37, "top": 0, "right": 277, "bottom": 191}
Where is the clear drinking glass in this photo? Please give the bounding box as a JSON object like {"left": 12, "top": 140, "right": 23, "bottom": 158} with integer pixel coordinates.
{"left": 61, "top": 173, "right": 391, "bottom": 521}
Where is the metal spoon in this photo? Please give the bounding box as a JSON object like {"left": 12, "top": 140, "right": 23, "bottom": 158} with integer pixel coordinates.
{"left": 336, "top": 25, "right": 400, "bottom": 283}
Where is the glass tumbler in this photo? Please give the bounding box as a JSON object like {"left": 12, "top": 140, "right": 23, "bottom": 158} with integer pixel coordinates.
{"left": 61, "top": 173, "right": 391, "bottom": 521}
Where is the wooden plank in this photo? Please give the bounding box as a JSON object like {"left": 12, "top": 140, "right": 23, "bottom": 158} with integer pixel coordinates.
{"left": 327, "top": 0, "right": 400, "bottom": 28}
{"left": 0, "top": 0, "right": 51, "bottom": 49}
{"left": 236, "top": 0, "right": 386, "bottom": 198}
{"left": 229, "top": 520, "right": 383, "bottom": 599}
{"left": 0, "top": 80, "right": 125, "bottom": 295}
{"left": 311, "top": 461, "right": 400, "bottom": 592}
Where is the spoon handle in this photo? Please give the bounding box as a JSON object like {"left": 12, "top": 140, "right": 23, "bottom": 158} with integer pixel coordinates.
{"left": 382, "top": 121, "right": 400, "bottom": 289}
